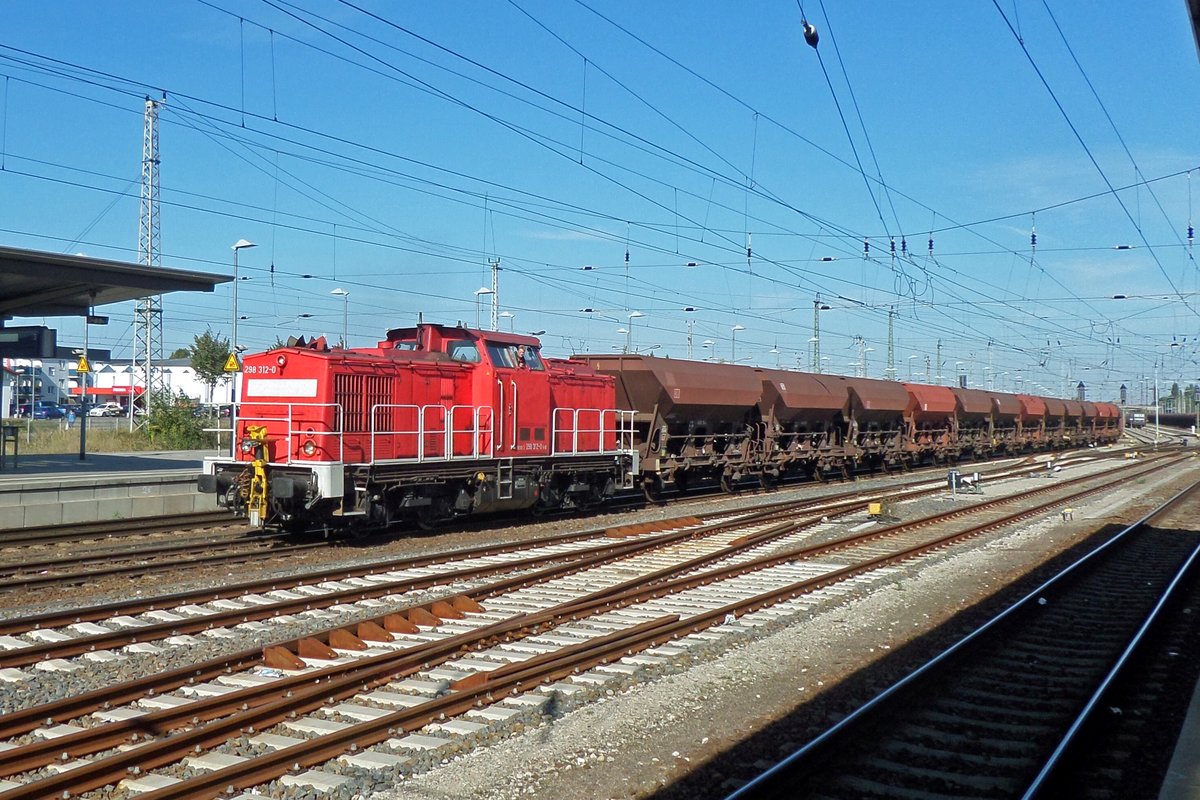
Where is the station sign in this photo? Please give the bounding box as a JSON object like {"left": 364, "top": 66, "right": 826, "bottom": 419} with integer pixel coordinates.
{"left": 0, "top": 326, "right": 57, "bottom": 359}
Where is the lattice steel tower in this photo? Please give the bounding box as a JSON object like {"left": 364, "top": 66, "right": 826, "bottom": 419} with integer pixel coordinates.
{"left": 132, "top": 96, "right": 164, "bottom": 424}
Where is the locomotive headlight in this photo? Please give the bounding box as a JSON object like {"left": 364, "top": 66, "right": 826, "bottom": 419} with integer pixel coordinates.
{"left": 302, "top": 440, "right": 317, "bottom": 456}
{"left": 276, "top": 354, "right": 288, "bottom": 367}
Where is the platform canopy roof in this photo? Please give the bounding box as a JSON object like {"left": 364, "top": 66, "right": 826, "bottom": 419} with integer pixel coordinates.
{"left": 1192, "top": 0, "right": 1200, "bottom": 58}
{"left": 0, "top": 245, "right": 228, "bottom": 320}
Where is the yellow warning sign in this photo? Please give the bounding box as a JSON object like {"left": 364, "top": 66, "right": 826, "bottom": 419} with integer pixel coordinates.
{"left": 223, "top": 353, "right": 241, "bottom": 372}
{"left": 76, "top": 355, "right": 90, "bottom": 373}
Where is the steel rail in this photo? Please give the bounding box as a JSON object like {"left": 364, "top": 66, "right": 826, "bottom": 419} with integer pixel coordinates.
{"left": 0, "top": 453, "right": 1162, "bottom": 666}
{"left": 62, "top": 462, "right": 1159, "bottom": 800}
{"left": 0, "top": 454, "right": 1177, "bottom": 794}
{"left": 0, "top": 511, "right": 237, "bottom": 546}
{"left": 1020, "top": 479, "right": 1200, "bottom": 798}
{"left": 726, "top": 473, "right": 1200, "bottom": 800}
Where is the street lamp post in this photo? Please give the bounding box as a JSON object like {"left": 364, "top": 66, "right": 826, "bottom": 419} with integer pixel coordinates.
{"left": 499, "top": 311, "right": 515, "bottom": 332}
{"left": 626, "top": 311, "right": 644, "bottom": 353}
{"left": 231, "top": 240, "right": 256, "bottom": 359}
{"left": 230, "top": 239, "right": 255, "bottom": 456}
{"left": 1154, "top": 360, "right": 1160, "bottom": 449}
{"left": 330, "top": 288, "right": 349, "bottom": 347}
{"left": 731, "top": 324, "right": 745, "bottom": 362}
{"left": 474, "top": 287, "right": 494, "bottom": 329}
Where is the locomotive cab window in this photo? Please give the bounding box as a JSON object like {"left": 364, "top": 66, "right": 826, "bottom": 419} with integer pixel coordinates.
{"left": 487, "top": 341, "right": 544, "bottom": 371}
{"left": 520, "top": 346, "right": 545, "bottom": 371}
{"left": 446, "top": 339, "right": 481, "bottom": 363}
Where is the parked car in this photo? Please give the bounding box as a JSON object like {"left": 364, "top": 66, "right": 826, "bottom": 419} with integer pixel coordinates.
{"left": 15, "top": 401, "right": 67, "bottom": 419}
{"left": 88, "top": 401, "right": 124, "bottom": 417}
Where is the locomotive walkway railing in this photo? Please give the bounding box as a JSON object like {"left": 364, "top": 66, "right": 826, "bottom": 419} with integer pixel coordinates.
{"left": 552, "top": 408, "right": 636, "bottom": 456}
{"left": 235, "top": 403, "right": 345, "bottom": 463}
{"left": 227, "top": 402, "right": 634, "bottom": 466}
{"left": 367, "top": 404, "right": 494, "bottom": 463}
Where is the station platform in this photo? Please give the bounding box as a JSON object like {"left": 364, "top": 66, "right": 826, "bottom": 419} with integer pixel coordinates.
{"left": 0, "top": 450, "right": 210, "bottom": 529}
{"left": 1160, "top": 674, "right": 1200, "bottom": 798}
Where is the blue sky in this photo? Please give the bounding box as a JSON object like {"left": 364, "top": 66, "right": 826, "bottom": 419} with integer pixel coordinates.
{"left": 2, "top": 1, "right": 1198, "bottom": 403}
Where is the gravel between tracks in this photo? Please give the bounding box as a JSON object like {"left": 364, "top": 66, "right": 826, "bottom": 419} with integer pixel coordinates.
{"left": 384, "top": 457, "right": 1200, "bottom": 800}
{"left": 0, "top": 450, "right": 1189, "bottom": 799}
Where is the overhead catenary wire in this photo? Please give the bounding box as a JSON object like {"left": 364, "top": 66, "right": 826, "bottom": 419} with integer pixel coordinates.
{"left": 0, "top": 7, "right": 1185, "bottom": 390}
{"left": 991, "top": 0, "right": 1195, "bottom": 318}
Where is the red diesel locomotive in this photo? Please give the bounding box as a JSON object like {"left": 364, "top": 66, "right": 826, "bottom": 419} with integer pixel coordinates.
{"left": 198, "top": 323, "right": 635, "bottom": 531}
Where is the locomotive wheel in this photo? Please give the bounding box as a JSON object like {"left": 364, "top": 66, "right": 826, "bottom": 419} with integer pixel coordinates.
{"left": 643, "top": 474, "right": 665, "bottom": 504}
{"left": 575, "top": 484, "right": 603, "bottom": 512}
{"left": 415, "top": 506, "right": 442, "bottom": 531}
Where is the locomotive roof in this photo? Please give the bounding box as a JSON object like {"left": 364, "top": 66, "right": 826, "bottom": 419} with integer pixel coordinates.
{"left": 384, "top": 322, "right": 542, "bottom": 347}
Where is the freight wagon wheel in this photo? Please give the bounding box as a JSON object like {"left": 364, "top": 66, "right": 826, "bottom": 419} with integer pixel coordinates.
{"left": 673, "top": 472, "right": 691, "bottom": 495}
{"left": 719, "top": 473, "right": 740, "bottom": 494}
{"left": 643, "top": 474, "right": 665, "bottom": 504}
{"left": 812, "top": 465, "right": 828, "bottom": 483}
{"left": 758, "top": 471, "right": 778, "bottom": 490}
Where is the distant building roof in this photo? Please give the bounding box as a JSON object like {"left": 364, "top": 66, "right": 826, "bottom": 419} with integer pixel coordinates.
{"left": 0, "top": 245, "right": 228, "bottom": 319}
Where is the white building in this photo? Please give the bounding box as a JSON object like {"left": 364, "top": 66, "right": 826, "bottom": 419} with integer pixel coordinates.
{"left": 4, "top": 356, "right": 232, "bottom": 413}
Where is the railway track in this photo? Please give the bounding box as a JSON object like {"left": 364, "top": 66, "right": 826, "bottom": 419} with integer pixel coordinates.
{"left": 0, "top": 452, "right": 1135, "bottom": 664}
{"left": 0, "top": 450, "right": 1125, "bottom": 598}
{"left": 0, "top": 511, "right": 244, "bottom": 549}
{"left": 726, "top": 476, "right": 1200, "bottom": 799}
{"left": 0, "top": 452, "right": 1183, "bottom": 798}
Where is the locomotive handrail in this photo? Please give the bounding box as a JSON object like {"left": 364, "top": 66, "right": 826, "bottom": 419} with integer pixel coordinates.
{"left": 367, "top": 403, "right": 495, "bottom": 464}
{"left": 510, "top": 380, "right": 518, "bottom": 447}
{"left": 551, "top": 408, "right": 637, "bottom": 456}
{"left": 496, "top": 380, "right": 504, "bottom": 451}
{"left": 235, "top": 402, "right": 344, "bottom": 464}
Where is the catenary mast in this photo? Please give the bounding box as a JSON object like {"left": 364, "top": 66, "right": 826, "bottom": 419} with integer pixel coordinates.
{"left": 132, "top": 96, "right": 164, "bottom": 426}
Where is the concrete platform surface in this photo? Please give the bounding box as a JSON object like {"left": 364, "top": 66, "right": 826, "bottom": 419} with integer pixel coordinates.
{"left": 0, "top": 449, "right": 213, "bottom": 529}
{"left": 0, "top": 449, "right": 205, "bottom": 479}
